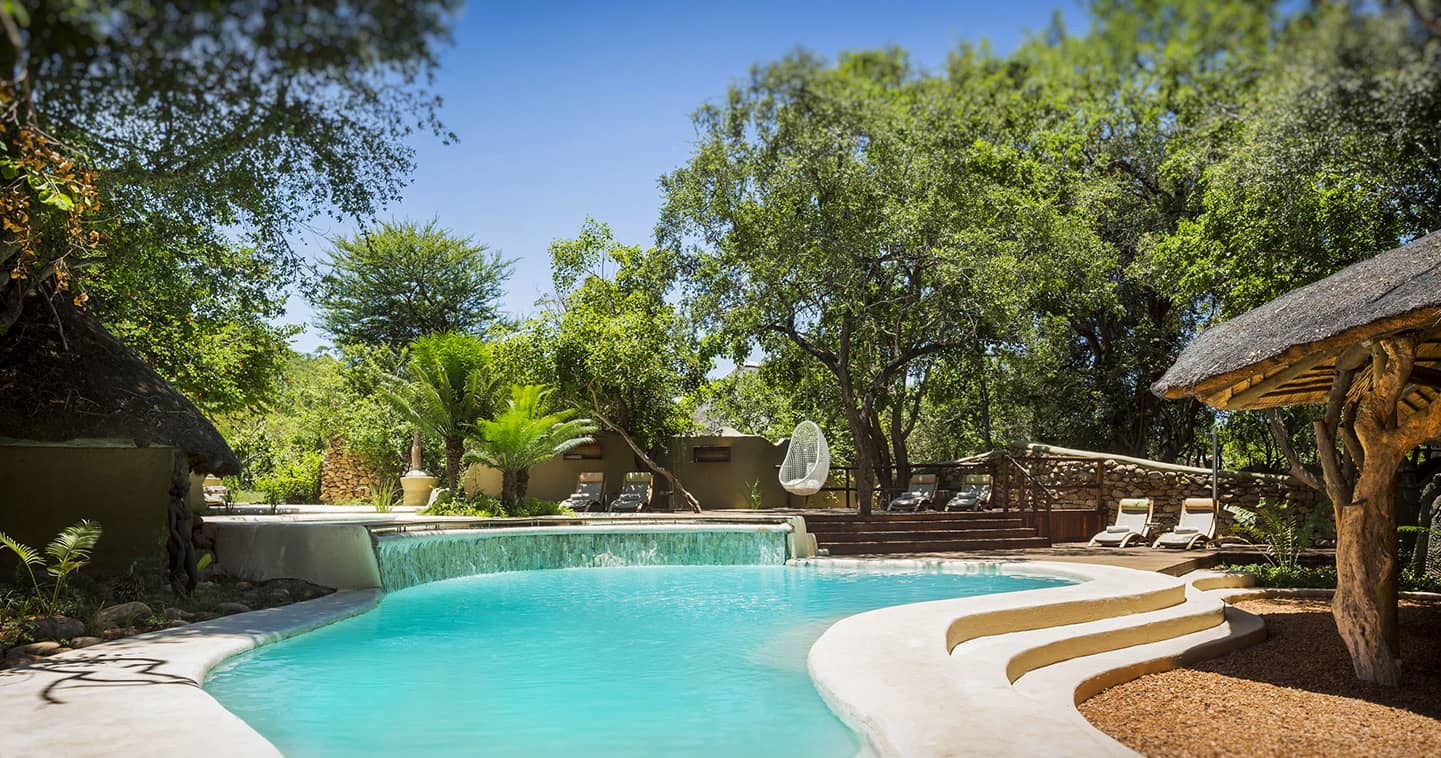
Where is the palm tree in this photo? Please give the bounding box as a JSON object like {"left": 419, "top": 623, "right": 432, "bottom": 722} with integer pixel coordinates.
{"left": 385, "top": 348, "right": 497, "bottom": 491}
{"left": 464, "top": 384, "right": 597, "bottom": 508}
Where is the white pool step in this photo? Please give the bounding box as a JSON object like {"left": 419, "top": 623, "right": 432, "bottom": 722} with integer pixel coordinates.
{"left": 808, "top": 563, "right": 1263, "bottom": 758}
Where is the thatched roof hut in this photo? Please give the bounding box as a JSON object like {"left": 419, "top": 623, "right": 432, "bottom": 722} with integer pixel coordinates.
{"left": 0, "top": 293, "right": 239, "bottom": 475}
{"left": 1153, "top": 230, "right": 1441, "bottom": 411}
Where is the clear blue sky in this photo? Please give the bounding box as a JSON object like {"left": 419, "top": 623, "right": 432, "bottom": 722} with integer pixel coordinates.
{"left": 284, "top": 0, "right": 1083, "bottom": 352}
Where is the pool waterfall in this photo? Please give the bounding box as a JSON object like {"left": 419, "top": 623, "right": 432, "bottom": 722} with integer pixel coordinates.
{"left": 374, "top": 523, "right": 793, "bottom": 591}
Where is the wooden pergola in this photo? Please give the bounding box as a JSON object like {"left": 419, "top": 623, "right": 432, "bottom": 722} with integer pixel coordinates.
{"left": 1154, "top": 230, "right": 1441, "bottom": 685}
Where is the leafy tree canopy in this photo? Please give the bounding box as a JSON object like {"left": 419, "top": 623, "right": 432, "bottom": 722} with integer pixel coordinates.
{"left": 312, "top": 220, "right": 513, "bottom": 350}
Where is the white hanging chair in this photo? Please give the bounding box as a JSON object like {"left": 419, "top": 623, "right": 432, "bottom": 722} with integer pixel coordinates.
{"left": 779, "top": 421, "right": 830, "bottom": 497}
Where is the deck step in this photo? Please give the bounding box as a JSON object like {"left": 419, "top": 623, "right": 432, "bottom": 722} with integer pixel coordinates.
{"left": 807, "top": 519, "right": 1026, "bottom": 534}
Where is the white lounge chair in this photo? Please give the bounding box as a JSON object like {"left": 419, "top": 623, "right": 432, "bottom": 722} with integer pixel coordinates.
{"left": 944, "top": 483, "right": 990, "bottom": 512}
{"left": 608, "top": 472, "right": 653, "bottom": 513}
{"left": 1089, "top": 498, "right": 1154, "bottom": 547}
{"left": 886, "top": 474, "right": 938, "bottom": 512}
{"left": 561, "top": 472, "right": 605, "bottom": 513}
{"left": 1152, "top": 498, "right": 1218, "bottom": 550}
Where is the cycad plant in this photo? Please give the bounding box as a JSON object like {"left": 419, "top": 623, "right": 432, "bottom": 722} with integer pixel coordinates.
{"left": 464, "top": 384, "right": 597, "bottom": 508}
{"left": 385, "top": 338, "right": 498, "bottom": 491}
{"left": 1230, "top": 499, "right": 1332, "bottom": 571}
{"left": 0, "top": 520, "right": 103, "bottom": 614}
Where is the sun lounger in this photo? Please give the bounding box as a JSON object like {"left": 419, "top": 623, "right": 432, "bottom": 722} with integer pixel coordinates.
{"left": 944, "top": 483, "right": 990, "bottom": 512}
{"left": 1152, "top": 497, "right": 1218, "bottom": 549}
{"left": 1089, "top": 497, "right": 1154, "bottom": 547}
{"left": 885, "top": 474, "right": 938, "bottom": 512}
{"left": 561, "top": 472, "right": 605, "bottom": 513}
{"left": 608, "top": 472, "right": 653, "bottom": 513}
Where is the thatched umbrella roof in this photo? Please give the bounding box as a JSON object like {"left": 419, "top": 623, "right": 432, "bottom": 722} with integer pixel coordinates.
{"left": 0, "top": 292, "right": 240, "bottom": 475}
{"left": 1153, "top": 231, "right": 1441, "bottom": 411}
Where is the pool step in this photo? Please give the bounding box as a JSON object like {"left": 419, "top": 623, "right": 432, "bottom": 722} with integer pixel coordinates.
{"left": 819, "top": 528, "right": 1040, "bottom": 543}
{"left": 824, "top": 536, "right": 1052, "bottom": 555}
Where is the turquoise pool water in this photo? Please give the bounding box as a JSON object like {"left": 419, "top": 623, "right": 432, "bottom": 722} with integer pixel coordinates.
{"left": 206, "top": 565, "right": 1072, "bottom": 756}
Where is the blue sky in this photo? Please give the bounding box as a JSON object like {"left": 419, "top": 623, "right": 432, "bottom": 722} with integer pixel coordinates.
{"left": 285, "top": 0, "right": 1083, "bottom": 352}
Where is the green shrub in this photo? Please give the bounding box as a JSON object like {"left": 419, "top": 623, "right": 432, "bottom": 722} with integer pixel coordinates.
{"left": 0, "top": 520, "right": 103, "bottom": 614}
{"left": 255, "top": 451, "right": 322, "bottom": 504}
{"left": 1227, "top": 563, "right": 1441, "bottom": 593}
{"left": 1227, "top": 498, "right": 1332, "bottom": 570}
{"left": 420, "top": 491, "right": 569, "bottom": 518}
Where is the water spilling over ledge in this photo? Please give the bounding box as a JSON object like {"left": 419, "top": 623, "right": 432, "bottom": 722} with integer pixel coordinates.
{"left": 374, "top": 524, "right": 792, "bottom": 591}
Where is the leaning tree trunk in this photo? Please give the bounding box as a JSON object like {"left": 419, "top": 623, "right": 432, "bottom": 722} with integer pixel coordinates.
{"left": 590, "top": 409, "right": 700, "bottom": 512}
{"left": 167, "top": 452, "right": 199, "bottom": 593}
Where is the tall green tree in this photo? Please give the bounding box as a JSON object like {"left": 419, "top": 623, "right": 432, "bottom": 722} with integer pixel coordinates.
{"left": 464, "top": 384, "right": 597, "bottom": 508}
{"left": 1, "top": 0, "right": 459, "bottom": 416}
{"left": 544, "top": 218, "right": 707, "bottom": 511}
{"left": 660, "top": 50, "right": 1025, "bottom": 513}
{"left": 311, "top": 220, "right": 513, "bottom": 350}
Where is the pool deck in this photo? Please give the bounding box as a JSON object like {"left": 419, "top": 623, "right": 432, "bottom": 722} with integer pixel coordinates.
{"left": 847, "top": 543, "right": 1223, "bottom": 577}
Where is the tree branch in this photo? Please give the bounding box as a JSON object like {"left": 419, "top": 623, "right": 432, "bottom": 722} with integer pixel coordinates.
{"left": 1268, "top": 409, "right": 1324, "bottom": 492}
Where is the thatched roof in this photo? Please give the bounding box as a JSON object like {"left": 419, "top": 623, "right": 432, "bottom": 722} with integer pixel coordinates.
{"left": 0, "top": 293, "right": 240, "bottom": 475}
{"left": 1154, "top": 231, "right": 1441, "bottom": 410}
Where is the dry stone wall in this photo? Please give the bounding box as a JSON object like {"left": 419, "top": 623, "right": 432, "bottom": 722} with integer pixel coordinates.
{"left": 319, "top": 435, "right": 378, "bottom": 504}
{"left": 1000, "top": 444, "right": 1320, "bottom": 533}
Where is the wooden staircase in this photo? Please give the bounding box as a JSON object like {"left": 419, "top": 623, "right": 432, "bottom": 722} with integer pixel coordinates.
{"left": 803, "top": 511, "right": 1050, "bottom": 555}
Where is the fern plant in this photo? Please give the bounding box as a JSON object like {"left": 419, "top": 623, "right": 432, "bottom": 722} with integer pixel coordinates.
{"left": 1229, "top": 499, "right": 1330, "bottom": 570}
{"left": 0, "top": 520, "right": 103, "bottom": 614}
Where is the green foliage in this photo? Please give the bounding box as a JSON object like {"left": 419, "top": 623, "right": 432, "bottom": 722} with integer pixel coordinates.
{"left": 1228, "top": 498, "right": 1333, "bottom": 570}
{"left": 219, "top": 347, "right": 412, "bottom": 492}
{"left": 311, "top": 221, "right": 514, "bottom": 349}
{"left": 0, "top": 520, "right": 103, "bottom": 615}
{"left": 463, "top": 384, "right": 597, "bottom": 507}
{"left": 371, "top": 478, "right": 400, "bottom": 513}
{"left": 3, "top": 0, "right": 461, "bottom": 410}
{"left": 420, "top": 491, "right": 569, "bottom": 518}
{"left": 386, "top": 333, "right": 500, "bottom": 490}
{"left": 542, "top": 219, "right": 706, "bottom": 506}
{"left": 255, "top": 452, "right": 322, "bottom": 505}
{"left": 1227, "top": 563, "right": 1441, "bottom": 594}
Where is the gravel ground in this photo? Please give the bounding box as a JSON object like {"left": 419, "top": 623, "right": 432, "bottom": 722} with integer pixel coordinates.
{"left": 1079, "top": 597, "right": 1441, "bottom": 757}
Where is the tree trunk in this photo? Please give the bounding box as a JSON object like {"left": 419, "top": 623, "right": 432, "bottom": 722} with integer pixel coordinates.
{"left": 1333, "top": 450, "right": 1403, "bottom": 685}
{"left": 444, "top": 436, "right": 463, "bottom": 492}
{"left": 516, "top": 468, "right": 531, "bottom": 503}
{"left": 166, "top": 452, "right": 199, "bottom": 594}
{"left": 501, "top": 470, "right": 519, "bottom": 508}
{"left": 410, "top": 429, "right": 423, "bottom": 470}
{"left": 1412, "top": 471, "right": 1440, "bottom": 575}
{"left": 844, "top": 406, "right": 878, "bottom": 516}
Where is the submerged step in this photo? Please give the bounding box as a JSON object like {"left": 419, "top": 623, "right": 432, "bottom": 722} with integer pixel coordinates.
{"left": 825, "top": 537, "right": 1052, "bottom": 555}
{"left": 819, "top": 528, "right": 1040, "bottom": 542}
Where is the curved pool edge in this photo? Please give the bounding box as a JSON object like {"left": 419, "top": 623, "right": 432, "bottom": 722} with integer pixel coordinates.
{"left": 804, "top": 561, "right": 1263, "bottom": 758}
{"left": 0, "top": 589, "right": 380, "bottom": 758}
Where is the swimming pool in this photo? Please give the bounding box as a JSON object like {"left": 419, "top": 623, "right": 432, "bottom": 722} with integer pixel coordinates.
{"left": 206, "top": 564, "right": 1074, "bottom": 756}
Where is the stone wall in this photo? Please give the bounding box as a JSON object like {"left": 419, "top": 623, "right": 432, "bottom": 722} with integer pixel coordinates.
{"left": 319, "top": 435, "right": 378, "bottom": 505}
{"left": 998, "top": 443, "right": 1320, "bottom": 533}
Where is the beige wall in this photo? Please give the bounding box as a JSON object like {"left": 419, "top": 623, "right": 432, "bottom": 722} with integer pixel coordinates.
{"left": 461, "top": 432, "right": 789, "bottom": 510}
{"left": 666, "top": 435, "right": 789, "bottom": 510}
{"left": 0, "top": 445, "right": 177, "bottom": 572}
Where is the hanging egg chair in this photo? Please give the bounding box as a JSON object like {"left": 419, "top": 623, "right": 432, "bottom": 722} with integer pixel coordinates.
{"left": 779, "top": 420, "right": 830, "bottom": 497}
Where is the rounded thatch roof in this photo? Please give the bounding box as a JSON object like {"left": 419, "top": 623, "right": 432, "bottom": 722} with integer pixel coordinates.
{"left": 1153, "top": 231, "right": 1441, "bottom": 410}
{"left": 0, "top": 292, "right": 240, "bottom": 475}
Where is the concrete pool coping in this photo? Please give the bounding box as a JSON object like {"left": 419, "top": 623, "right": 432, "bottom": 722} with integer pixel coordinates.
{"left": 0, "top": 589, "right": 380, "bottom": 757}
{"left": 1, "top": 558, "right": 1256, "bottom": 757}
